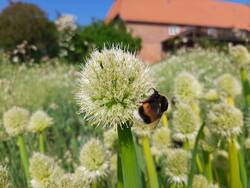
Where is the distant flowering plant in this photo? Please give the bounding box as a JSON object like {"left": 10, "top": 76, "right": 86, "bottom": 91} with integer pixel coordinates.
{"left": 3, "top": 106, "right": 29, "bottom": 137}
{"left": 77, "top": 47, "right": 152, "bottom": 127}
{"left": 28, "top": 110, "right": 53, "bottom": 133}
{"left": 79, "top": 138, "right": 110, "bottom": 181}
{"left": 207, "top": 103, "right": 243, "bottom": 138}
{"left": 174, "top": 72, "right": 202, "bottom": 104}
{"left": 229, "top": 45, "right": 250, "bottom": 68}
{"left": 0, "top": 165, "right": 12, "bottom": 188}
{"left": 216, "top": 73, "right": 241, "bottom": 97}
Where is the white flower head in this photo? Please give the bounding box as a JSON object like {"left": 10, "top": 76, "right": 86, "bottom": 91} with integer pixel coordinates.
{"left": 207, "top": 103, "right": 243, "bottom": 138}
{"left": 28, "top": 110, "right": 53, "bottom": 133}
{"left": 151, "top": 127, "right": 171, "bottom": 158}
{"left": 174, "top": 72, "right": 202, "bottom": 104}
{"left": 0, "top": 165, "right": 12, "bottom": 188}
{"left": 164, "top": 149, "right": 190, "bottom": 186}
{"left": 77, "top": 47, "right": 153, "bottom": 127}
{"left": 3, "top": 106, "right": 29, "bottom": 137}
{"left": 172, "top": 103, "right": 200, "bottom": 141}
{"left": 79, "top": 138, "right": 110, "bottom": 181}
{"left": 216, "top": 73, "right": 241, "bottom": 97}
{"left": 230, "top": 45, "right": 250, "bottom": 67}
{"left": 192, "top": 175, "right": 219, "bottom": 188}
{"left": 29, "top": 152, "right": 64, "bottom": 188}
{"left": 104, "top": 128, "right": 118, "bottom": 152}
{"left": 203, "top": 89, "right": 219, "bottom": 101}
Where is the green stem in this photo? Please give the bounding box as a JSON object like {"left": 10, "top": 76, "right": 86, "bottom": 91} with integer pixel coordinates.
{"left": 187, "top": 122, "right": 205, "bottom": 188}
{"left": 91, "top": 180, "right": 97, "bottom": 188}
{"left": 39, "top": 131, "right": 45, "bottom": 153}
{"left": 142, "top": 137, "right": 159, "bottom": 188}
{"left": 118, "top": 124, "right": 142, "bottom": 188}
{"left": 240, "top": 67, "right": 250, "bottom": 109}
{"left": 117, "top": 154, "right": 123, "bottom": 188}
{"left": 239, "top": 147, "right": 248, "bottom": 188}
{"left": 228, "top": 138, "right": 242, "bottom": 188}
{"left": 203, "top": 152, "right": 213, "bottom": 183}
{"left": 17, "top": 135, "right": 31, "bottom": 188}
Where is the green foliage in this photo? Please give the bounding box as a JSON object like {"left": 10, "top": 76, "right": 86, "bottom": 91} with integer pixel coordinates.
{"left": 67, "top": 21, "right": 141, "bottom": 63}
{"left": 0, "top": 2, "right": 59, "bottom": 61}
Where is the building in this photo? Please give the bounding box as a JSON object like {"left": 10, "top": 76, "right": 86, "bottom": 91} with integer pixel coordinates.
{"left": 106, "top": 0, "right": 250, "bottom": 62}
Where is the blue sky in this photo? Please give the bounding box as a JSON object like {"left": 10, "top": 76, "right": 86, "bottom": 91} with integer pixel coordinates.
{"left": 0, "top": 0, "right": 249, "bottom": 25}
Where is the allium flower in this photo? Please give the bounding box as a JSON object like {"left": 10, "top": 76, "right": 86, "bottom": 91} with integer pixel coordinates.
{"left": 151, "top": 127, "right": 171, "bottom": 157}
{"left": 132, "top": 123, "right": 151, "bottom": 137}
{"left": 164, "top": 149, "right": 190, "bottom": 186}
{"left": 104, "top": 128, "right": 118, "bottom": 151}
{"left": 230, "top": 45, "right": 250, "bottom": 67}
{"left": 216, "top": 73, "right": 241, "bottom": 97}
{"left": 212, "top": 150, "right": 229, "bottom": 171}
{"left": 174, "top": 72, "right": 202, "bottom": 104}
{"left": 192, "top": 175, "right": 219, "bottom": 188}
{"left": 200, "top": 127, "right": 218, "bottom": 152}
{"left": 79, "top": 138, "right": 110, "bottom": 181}
{"left": 203, "top": 89, "right": 219, "bottom": 101}
{"left": 77, "top": 47, "right": 152, "bottom": 127}
{"left": 207, "top": 103, "right": 243, "bottom": 137}
{"left": 0, "top": 165, "right": 12, "bottom": 188}
{"left": 28, "top": 110, "right": 53, "bottom": 133}
{"left": 29, "top": 152, "right": 64, "bottom": 188}
{"left": 58, "top": 173, "right": 90, "bottom": 188}
{"left": 172, "top": 103, "right": 200, "bottom": 141}
{"left": 3, "top": 107, "right": 29, "bottom": 137}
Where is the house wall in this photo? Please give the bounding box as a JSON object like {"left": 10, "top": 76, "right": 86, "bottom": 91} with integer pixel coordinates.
{"left": 126, "top": 22, "right": 186, "bottom": 63}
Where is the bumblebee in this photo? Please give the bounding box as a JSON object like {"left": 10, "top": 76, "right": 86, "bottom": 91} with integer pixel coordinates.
{"left": 137, "top": 89, "right": 168, "bottom": 126}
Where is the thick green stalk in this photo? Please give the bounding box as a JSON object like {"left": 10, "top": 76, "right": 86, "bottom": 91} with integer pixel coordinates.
{"left": 203, "top": 152, "right": 213, "bottom": 183}
{"left": 39, "top": 131, "right": 45, "bottom": 153}
{"left": 240, "top": 67, "right": 250, "bottom": 108}
{"left": 228, "top": 138, "right": 242, "bottom": 188}
{"left": 17, "top": 135, "right": 31, "bottom": 188}
{"left": 142, "top": 137, "right": 159, "bottom": 188}
{"left": 187, "top": 123, "right": 205, "bottom": 188}
{"left": 117, "top": 154, "right": 124, "bottom": 188}
{"left": 118, "top": 124, "right": 142, "bottom": 188}
{"left": 239, "top": 148, "right": 248, "bottom": 188}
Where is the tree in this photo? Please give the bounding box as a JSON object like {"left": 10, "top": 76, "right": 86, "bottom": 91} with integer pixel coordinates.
{"left": 0, "top": 2, "right": 59, "bottom": 61}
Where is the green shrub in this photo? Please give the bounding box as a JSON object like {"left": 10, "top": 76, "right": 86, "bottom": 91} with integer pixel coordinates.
{"left": 0, "top": 2, "right": 59, "bottom": 61}
{"left": 67, "top": 21, "right": 141, "bottom": 63}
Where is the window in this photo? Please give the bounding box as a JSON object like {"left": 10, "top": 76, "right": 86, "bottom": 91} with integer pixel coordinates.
{"left": 168, "top": 26, "right": 180, "bottom": 36}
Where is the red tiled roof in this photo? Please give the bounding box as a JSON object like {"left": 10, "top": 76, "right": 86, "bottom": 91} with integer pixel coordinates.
{"left": 106, "top": 0, "right": 250, "bottom": 31}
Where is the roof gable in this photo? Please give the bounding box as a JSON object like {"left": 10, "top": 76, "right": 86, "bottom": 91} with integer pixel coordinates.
{"left": 106, "top": 0, "right": 250, "bottom": 31}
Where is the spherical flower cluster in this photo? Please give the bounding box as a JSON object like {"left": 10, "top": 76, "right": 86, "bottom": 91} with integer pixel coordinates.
{"left": 192, "top": 175, "right": 219, "bottom": 188}
{"left": 174, "top": 72, "right": 202, "bottom": 104}
{"left": 230, "top": 45, "right": 250, "bottom": 67}
{"left": 207, "top": 103, "right": 243, "bottom": 138}
{"left": 200, "top": 127, "right": 218, "bottom": 152}
{"left": 216, "top": 73, "right": 241, "bottom": 97}
{"left": 164, "top": 149, "right": 189, "bottom": 186}
{"left": 212, "top": 150, "right": 229, "bottom": 171}
{"left": 104, "top": 128, "right": 118, "bottom": 152}
{"left": 172, "top": 103, "right": 200, "bottom": 141}
{"left": 151, "top": 127, "right": 171, "bottom": 157}
{"left": 28, "top": 110, "right": 53, "bottom": 133}
{"left": 77, "top": 47, "right": 152, "bottom": 127}
{"left": 3, "top": 107, "right": 29, "bottom": 137}
{"left": 58, "top": 173, "right": 90, "bottom": 188}
{"left": 203, "top": 89, "right": 219, "bottom": 101}
{"left": 79, "top": 138, "right": 110, "bottom": 181}
{"left": 132, "top": 123, "right": 152, "bottom": 138}
{"left": 0, "top": 165, "right": 12, "bottom": 188}
{"left": 29, "top": 152, "right": 64, "bottom": 188}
